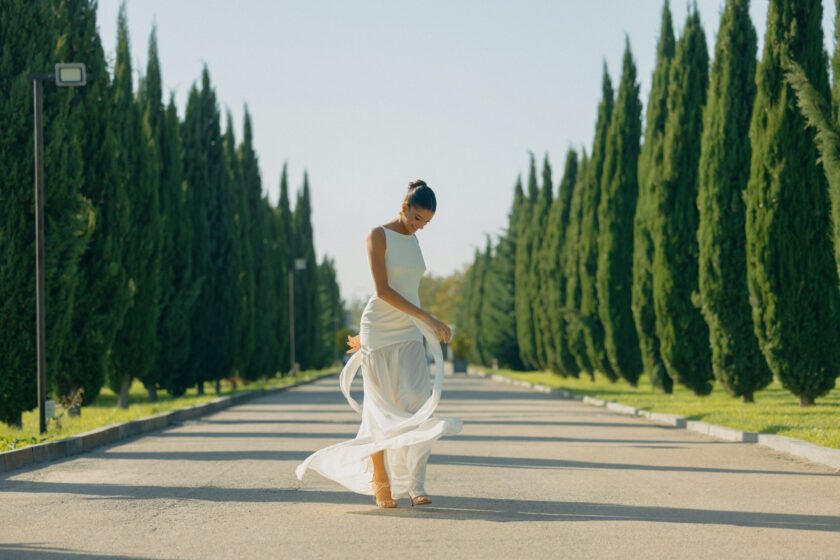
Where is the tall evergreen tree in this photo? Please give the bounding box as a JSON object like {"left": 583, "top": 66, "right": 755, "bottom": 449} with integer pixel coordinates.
{"left": 564, "top": 151, "right": 594, "bottom": 375}
{"left": 542, "top": 149, "right": 579, "bottom": 376}
{"left": 475, "top": 239, "right": 493, "bottom": 365}
{"left": 479, "top": 180, "right": 524, "bottom": 370}
{"left": 653, "top": 7, "right": 713, "bottom": 395}
{"left": 634, "top": 0, "right": 675, "bottom": 392}
{"left": 111, "top": 5, "right": 163, "bottom": 408}
{"left": 293, "top": 174, "right": 323, "bottom": 370}
{"left": 515, "top": 155, "right": 539, "bottom": 369}
{"left": 228, "top": 111, "right": 255, "bottom": 379}
{"left": 203, "top": 69, "right": 237, "bottom": 392}
{"left": 274, "top": 165, "right": 293, "bottom": 374}
{"left": 746, "top": 0, "right": 840, "bottom": 406}
{"left": 575, "top": 65, "right": 616, "bottom": 379}
{"left": 137, "top": 24, "right": 168, "bottom": 401}
{"left": 459, "top": 245, "right": 489, "bottom": 365}
{"left": 158, "top": 94, "right": 201, "bottom": 397}
{"left": 1, "top": 1, "right": 97, "bottom": 426}
{"left": 318, "top": 257, "right": 344, "bottom": 368}
{"left": 698, "top": 0, "right": 770, "bottom": 402}
{"left": 597, "top": 38, "right": 643, "bottom": 384}
{"left": 785, "top": 2, "right": 840, "bottom": 279}
{"left": 182, "top": 81, "right": 212, "bottom": 395}
{"left": 530, "top": 155, "right": 554, "bottom": 370}
{"left": 251, "top": 195, "right": 278, "bottom": 377}
{"left": 53, "top": 0, "right": 128, "bottom": 406}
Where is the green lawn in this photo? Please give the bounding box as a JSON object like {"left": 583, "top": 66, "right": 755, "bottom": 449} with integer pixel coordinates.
{"left": 490, "top": 368, "right": 840, "bottom": 450}
{"left": 1, "top": 368, "right": 337, "bottom": 452}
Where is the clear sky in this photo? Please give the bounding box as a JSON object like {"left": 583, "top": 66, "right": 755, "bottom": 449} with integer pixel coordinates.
{"left": 96, "top": 1, "right": 836, "bottom": 305}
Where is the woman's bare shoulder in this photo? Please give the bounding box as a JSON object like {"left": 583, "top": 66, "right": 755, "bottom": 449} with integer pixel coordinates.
{"left": 367, "top": 226, "right": 386, "bottom": 250}
{"left": 368, "top": 226, "right": 387, "bottom": 241}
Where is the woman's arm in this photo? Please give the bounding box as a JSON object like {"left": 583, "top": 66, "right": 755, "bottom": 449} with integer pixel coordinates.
{"left": 367, "top": 227, "right": 451, "bottom": 342}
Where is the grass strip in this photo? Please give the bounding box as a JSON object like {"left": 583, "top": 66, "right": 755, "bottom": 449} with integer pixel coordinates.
{"left": 490, "top": 369, "right": 840, "bottom": 450}
{"left": 1, "top": 368, "right": 336, "bottom": 451}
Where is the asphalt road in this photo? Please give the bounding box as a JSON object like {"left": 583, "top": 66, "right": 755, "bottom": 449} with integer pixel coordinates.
{"left": 1, "top": 372, "right": 839, "bottom": 559}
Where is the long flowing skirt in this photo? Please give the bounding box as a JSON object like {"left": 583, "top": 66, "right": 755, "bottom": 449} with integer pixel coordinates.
{"left": 295, "top": 337, "right": 461, "bottom": 499}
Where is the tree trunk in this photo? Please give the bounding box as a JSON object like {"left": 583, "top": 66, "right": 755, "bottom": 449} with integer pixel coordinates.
{"left": 214, "top": 379, "right": 221, "bottom": 394}
{"left": 146, "top": 384, "right": 158, "bottom": 403}
{"left": 197, "top": 381, "right": 204, "bottom": 396}
{"left": 742, "top": 392, "right": 754, "bottom": 403}
{"left": 800, "top": 395, "right": 815, "bottom": 407}
{"left": 118, "top": 374, "right": 131, "bottom": 409}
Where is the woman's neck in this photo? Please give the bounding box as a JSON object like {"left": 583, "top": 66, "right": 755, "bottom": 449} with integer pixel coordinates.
{"left": 385, "top": 219, "right": 410, "bottom": 235}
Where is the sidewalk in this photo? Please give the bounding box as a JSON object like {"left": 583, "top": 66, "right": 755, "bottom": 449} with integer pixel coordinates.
{"left": 1, "top": 373, "right": 838, "bottom": 559}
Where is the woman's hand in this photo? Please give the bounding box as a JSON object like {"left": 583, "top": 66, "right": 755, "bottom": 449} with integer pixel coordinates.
{"left": 346, "top": 334, "right": 361, "bottom": 354}
{"left": 424, "top": 314, "right": 451, "bottom": 343}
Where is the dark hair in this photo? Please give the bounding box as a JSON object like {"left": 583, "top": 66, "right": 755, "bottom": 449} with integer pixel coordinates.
{"left": 405, "top": 179, "right": 437, "bottom": 212}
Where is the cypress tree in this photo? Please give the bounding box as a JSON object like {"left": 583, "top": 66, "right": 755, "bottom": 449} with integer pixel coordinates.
{"left": 274, "top": 165, "right": 293, "bottom": 374}
{"left": 830, "top": 0, "right": 840, "bottom": 273}
{"left": 318, "top": 257, "right": 344, "bottom": 368}
{"left": 251, "top": 194, "right": 278, "bottom": 377}
{"left": 785, "top": 4, "right": 840, "bottom": 279}
{"left": 1, "top": 1, "right": 95, "bottom": 425}
{"left": 697, "top": 0, "right": 770, "bottom": 402}
{"left": 183, "top": 81, "right": 212, "bottom": 395}
{"left": 293, "top": 175, "right": 322, "bottom": 370}
{"left": 634, "top": 0, "right": 675, "bottom": 393}
{"left": 746, "top": 0, "right": 840, "bottom": 406}
{"left": 203, "top": 69, "right": 237, "bottom": 392}
{"left": 238, "top": 109, "right": 262, "bottom": 377}
{"left": 543, "top": 149, "right": 579, "bottom": 376}
{"left": 530, "top": 155, "right": 554, "bottom": 370}
{"left": 576, "top": 65, "right": 616, "bottom": 379}
{"left": 515, "top": 155, "right": 539, "bottom": 369}
{"left": 53, "top": 0, "right": 128, "bottom": 406}
{"left": 137, "top": 24, "right": 168, "bottom": 401}
{"left": 564, "top": 151, "right": 594, "bottom": 375}
{"left": 158, "top": 94, "right": 200, "bottom": 397}
{"left": 459, "top": 245, "right": 489, "bottom": 365}
{"left": 226, "top": 112, "right": 254, "bottom": 379}
{"left": 597, "top": 38, "right": 643, "bottom": 385}
{"left": 111, "top": 5, "right": 163, "bottom": 408}
{"left": 479, "top": 180, "right": 524, "bottom": 370}
{"left": 653, "top": 7, "right": 713, "bottom": 396}
{"left": 475, "top": 239, "right": 493, "bottom": 365}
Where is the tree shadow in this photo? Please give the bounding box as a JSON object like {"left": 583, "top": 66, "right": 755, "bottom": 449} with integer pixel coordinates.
{"left": 0, "top": 543, "right": 162, "bottom": 559}
{"left": 347, "top": 495, "right": 840, "bottom": 531}
{"left": 430, "top": 453, "right": 836, "bottom": 477}
{"left": 1, "top": 482, "right": 836, "bottom": 532}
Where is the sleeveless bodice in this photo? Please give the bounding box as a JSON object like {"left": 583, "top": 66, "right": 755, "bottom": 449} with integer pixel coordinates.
{"left": 360, "top": 227, "right": 426, "bottom": 350}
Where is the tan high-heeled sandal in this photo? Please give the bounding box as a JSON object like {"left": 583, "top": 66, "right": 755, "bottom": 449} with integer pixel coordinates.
{"left": 409, "top": 495, "right": 432, "bottom": 507}
{"left": 371, "top": 481, "right": 398, "bottom": 508}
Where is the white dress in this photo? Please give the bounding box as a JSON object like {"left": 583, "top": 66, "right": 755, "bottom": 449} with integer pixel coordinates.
{"left": 295, "top": 227, "right": 462, "bottom": 499}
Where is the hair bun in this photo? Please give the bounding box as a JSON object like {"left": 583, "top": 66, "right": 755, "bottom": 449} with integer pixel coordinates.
{"left": 408, "top": 179, "right": 427, "bottom": 191}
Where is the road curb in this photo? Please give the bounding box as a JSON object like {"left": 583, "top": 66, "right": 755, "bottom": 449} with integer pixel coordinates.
{"left": 0, "top": 373, "right": 337, "bottom": 475}
{"left": 465, "top": 367, "right": 840, "bottom": 472}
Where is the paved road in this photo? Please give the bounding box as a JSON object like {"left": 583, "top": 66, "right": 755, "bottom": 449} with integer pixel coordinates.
{"left": 1, "top": 373, "right": 839, "bottom": 559}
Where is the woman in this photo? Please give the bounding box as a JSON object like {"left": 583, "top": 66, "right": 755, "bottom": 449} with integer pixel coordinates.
{"left": 296, "top": 180, "right": 462, "bottom": 508}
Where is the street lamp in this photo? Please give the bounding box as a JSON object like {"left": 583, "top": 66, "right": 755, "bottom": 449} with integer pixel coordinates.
{"left": 289, "top": 257, "right": 307, "bottom": 376}
{"left": 29, "top": 63, "right": 87, "bottom": 434}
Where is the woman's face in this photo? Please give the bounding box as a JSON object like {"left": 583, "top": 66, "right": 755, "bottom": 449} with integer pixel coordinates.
{"left": 403, "top": 204, "right": 434, "bottom": 234}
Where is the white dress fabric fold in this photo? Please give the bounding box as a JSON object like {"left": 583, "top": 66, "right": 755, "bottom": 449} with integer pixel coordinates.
{"left": 295, "top": 227, "right": 462, "bottom": 499}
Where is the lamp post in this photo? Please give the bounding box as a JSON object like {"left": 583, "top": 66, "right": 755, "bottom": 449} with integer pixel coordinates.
{"left": 289, "top": 257, "right": 307, "bottom": 376}
{"left": 29, "top": 63, "right": 87, "bottom": 434}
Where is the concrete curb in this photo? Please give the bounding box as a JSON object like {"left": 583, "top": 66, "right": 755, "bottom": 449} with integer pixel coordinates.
{"left": 0, "top": 373, "right": 337, "bottom": 475}
{"left": 465, "top": 366, "right": 840, "bottom": 472}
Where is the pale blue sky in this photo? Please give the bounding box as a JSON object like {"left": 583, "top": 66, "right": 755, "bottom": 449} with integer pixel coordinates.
{"left": 97, "top": 1, "right": 836, "bottom": 304}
